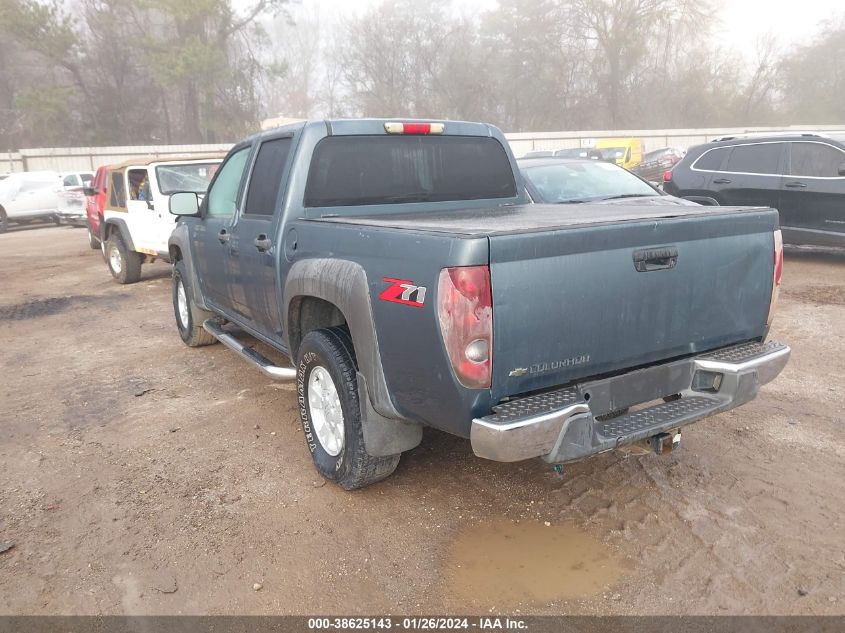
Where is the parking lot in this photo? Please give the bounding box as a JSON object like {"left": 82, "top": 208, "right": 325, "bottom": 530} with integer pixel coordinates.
{"left": 1, "top": 224, "right": 843, "bottom": 615}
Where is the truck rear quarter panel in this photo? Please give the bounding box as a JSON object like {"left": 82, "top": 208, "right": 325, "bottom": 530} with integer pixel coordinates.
{"left": 287, "top": 219, "right": 493, "bottom": 437}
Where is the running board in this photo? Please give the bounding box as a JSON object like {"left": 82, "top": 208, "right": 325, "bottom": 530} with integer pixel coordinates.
{"left": 202, "top": 320, "right": 296, "bottom": 381}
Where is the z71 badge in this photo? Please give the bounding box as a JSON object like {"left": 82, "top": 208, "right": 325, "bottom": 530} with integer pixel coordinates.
{"left": 380, "top": 277, "right": 427, "bottom": 307}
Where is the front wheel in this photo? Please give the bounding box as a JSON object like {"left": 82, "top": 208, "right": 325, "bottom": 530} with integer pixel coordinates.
{"left": 172, "top": 260, "right": 217, "bottom": 347}
{"left": 0, "top": 208, "right": 7, "bottom": 234}
{"left": 87, "top": 220, "right": 99, "bottom": 249}
{"left": 297, "top": 327, "right": 400, "bottom": 490}
{"left": 106, "top": 232, "right": 142, "bottom": 284}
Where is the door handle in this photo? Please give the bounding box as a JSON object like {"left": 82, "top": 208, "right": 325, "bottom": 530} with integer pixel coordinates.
{"left": 712, "top": 178, "right": 732, "bottom": 184}
{"left": 217, "top": 229, "right": 230, "bottom": 244}
{"left": 633, "top": 246, "right": 678, "bottom": 272}
{"left": 785, "top": 181, "right": 807, "bottom": 188}
{"left": 253, "top": 234, "right": 272, "bottom": 252}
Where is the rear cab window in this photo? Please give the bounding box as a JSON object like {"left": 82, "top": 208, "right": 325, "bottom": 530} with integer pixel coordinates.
{"left": 304, "top": 136, "right": 516, "bottom": 208}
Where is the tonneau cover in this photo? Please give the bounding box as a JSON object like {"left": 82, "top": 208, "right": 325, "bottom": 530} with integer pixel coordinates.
{"left": 312, "top": 204, "right": 772, "bottom": 236}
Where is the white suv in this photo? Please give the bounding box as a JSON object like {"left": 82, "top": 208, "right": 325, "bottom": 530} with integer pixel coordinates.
{"left": 101, "top": 155, "right": 225, "bottom": 283}
{"left": 0, "top": 171, "right": 64, "bottom": 232}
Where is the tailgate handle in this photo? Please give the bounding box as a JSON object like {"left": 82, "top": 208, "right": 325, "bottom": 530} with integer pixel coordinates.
{"left": 633, "top": 246, "right": 678, "bottom": 272}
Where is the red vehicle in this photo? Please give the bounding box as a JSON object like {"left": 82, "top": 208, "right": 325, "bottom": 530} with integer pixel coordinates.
{"left": 84, "top": 166, "right": 109, "bottom": 250}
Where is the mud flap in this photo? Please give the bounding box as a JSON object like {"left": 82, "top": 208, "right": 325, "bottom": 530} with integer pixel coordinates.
{"left": 357, "top": 373, "right": 422, "bottom": 457}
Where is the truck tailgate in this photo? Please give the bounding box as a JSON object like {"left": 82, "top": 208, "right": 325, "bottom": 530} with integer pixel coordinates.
{"left": 489, "top": 206, "right": 778, "bottom": 398}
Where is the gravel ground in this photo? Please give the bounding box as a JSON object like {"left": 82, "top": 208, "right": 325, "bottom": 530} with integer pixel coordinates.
{"left": 1, "top": 225, "right": 843, "bottom": 615}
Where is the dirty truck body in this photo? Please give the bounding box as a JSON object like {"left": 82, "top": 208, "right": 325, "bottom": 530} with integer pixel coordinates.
{"left": 168, "top": 118, "right": 789, "bottom": 489}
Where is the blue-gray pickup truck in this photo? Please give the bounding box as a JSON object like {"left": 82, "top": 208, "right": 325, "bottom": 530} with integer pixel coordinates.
{"left": 167, "top": 118, "right": 790, "bottom": 489}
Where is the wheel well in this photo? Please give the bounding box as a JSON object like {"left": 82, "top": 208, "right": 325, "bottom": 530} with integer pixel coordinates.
{"left": 169, "top": 245, "right": 182, "bottom": 262}
{"left": 288, "top": 296, "right": 347, "bottom": 358}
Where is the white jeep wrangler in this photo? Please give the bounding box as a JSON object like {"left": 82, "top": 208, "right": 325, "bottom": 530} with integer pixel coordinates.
{"left": 101, "top": 155, "right": 224, "bottom": 283}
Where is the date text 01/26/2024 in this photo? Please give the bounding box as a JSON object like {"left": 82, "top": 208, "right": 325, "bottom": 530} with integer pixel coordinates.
{"left": 307, "top": 617, "right": 528, "bottom": 630}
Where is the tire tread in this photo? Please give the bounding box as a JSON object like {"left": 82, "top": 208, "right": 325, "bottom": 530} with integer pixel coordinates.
{"left": 302, "top": 327, "right": 400, "bottom": 490}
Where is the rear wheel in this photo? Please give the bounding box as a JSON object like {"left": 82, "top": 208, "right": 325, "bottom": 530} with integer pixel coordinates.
{"left": 106, "top": 232, "right": 142, "bottom": 284}
{"left": 172, "top": 260, "right": 217, "bottom": 347}
{"left": 297, "top": 327, "right": 401, "bottom": 490}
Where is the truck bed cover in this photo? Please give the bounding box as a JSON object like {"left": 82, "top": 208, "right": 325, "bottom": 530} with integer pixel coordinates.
{"left": 313, "top": 204, "right": 772, "bottom": 236}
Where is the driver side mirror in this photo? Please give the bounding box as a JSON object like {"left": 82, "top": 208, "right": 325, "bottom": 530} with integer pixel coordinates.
{"left": 83, "top": 187, "right": 96, "bottom": 197}
{"left": 169, "top": 191, "right": 200, "bottom": 216}
{"left": 839, "top": 163, "right": 845, "bottom": 177}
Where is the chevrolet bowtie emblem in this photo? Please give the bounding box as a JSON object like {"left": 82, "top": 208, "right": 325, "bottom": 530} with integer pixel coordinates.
{"left": 509, "top": 368, "right": 528, "bottom": 377}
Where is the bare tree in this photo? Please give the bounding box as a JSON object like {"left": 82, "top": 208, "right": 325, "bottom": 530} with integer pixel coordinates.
{"left": 568, "top": 0, "right": 713, "bottom": 127}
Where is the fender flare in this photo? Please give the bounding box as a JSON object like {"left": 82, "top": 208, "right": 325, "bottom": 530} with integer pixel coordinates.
{"left": 683, "top": 195, "right": 720, "bottom": 207}
{"left": 168, "top": 223, "right": 209, "bottom": 311}
{"left": 283, "top": 258, "right": 422, "bottom": 457}
{"left": 103, "top": 217, "right": 136, "bottom": 251}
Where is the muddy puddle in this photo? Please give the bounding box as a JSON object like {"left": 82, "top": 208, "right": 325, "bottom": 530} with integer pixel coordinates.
{"left": 447, "top": 519, "right": 623, "bottom": 607}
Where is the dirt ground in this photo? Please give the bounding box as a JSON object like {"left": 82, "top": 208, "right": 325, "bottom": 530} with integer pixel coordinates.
{"left": 1, "top": 225, "right": 843, "bottom": 616}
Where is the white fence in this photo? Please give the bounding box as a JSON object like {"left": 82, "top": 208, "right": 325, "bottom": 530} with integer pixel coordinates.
{"left": 505, "top": 125, "right": 845, "bottom": 157}
{"left": 1, "top": 144, "right": 232, "bottom": 174}
{"left": 4, "top": 125, "right": 845, "bottom": 173}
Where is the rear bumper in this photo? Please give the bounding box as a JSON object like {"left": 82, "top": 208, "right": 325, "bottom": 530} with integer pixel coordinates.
{"left": 58, "top": 211, "right": 87, "bottom": 226}
{"left": 471, "top": 340, "right": 790, "bottom": 463}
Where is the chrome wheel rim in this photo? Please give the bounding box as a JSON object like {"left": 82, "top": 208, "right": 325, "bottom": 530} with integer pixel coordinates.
{"left": 308, "top": 366, "right": 345, "bottom": 457}
{"left": 176, "top": 279, "right": 189, "bottom": 329}
{"left": 109, "top": 245, "right": 122, "bottom": 274}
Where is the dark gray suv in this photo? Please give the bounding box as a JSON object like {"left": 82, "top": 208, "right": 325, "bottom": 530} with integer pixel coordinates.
{"left": 664, "top": 133, "right": 845, "bottom": 248}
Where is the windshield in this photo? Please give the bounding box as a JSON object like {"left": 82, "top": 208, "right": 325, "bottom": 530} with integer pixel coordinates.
{"left": 305, "top": 136, "right": 516, "bottom": 208}
{"left": 155, "top": 162, "right": 221, "bottom": 195}
{"left": 599, "top": 147, "right": 626, "bottom": 161}
{"left": 521, "top": 161, "right": 658, "bottom": 203}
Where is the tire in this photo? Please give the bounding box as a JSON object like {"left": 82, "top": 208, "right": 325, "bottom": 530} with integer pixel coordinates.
{"left": 106, "top": 232, "right": 142, "bottom": 284}
{"left": 86, "top": 220, "right": 99, "bottom": 249}
{"left": 297, "top": 327, "right": 401, "bottom": 490}
{"left": 172, "top": 259, "right": 217, "bottom": 347}
{"left": 0, "top": 208, "right": 7, "bottom": 234}
{"left": 53, "top": 215, "right": 62, "bottom": 226}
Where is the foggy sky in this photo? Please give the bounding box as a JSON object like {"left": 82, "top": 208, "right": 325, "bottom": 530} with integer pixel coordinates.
{"left": 293, "top": 0, "right": 843, "bottom": 60}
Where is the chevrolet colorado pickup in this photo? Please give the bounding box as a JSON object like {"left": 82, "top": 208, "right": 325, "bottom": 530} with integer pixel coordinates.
{"left": 168, "top": 118, "right": 790, "bottom": 490}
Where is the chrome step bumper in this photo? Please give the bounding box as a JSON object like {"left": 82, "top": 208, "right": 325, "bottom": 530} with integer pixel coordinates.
{"left": 471, "top": 340, "right": 790, "bottom": 463}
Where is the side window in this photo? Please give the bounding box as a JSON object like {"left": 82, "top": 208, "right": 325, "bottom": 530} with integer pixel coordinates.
{"left": 244, "top": 138, "right": 293, "bottom": 216}
{"left": 63, "top": 174, "right": 79, "bottom": 187}
{"left": 790, "top": 143, "right": 845, "bottom": 178}
{"left": 724, "top": 144, "right": 781, "bottom": 175}
{"left": 109, "top": 172, "right": 126, "bottom": 208}
{"left": 128, "top": 169, "right": 151, "bottom": 202}
{"left": 693, "top": 147, "right": 729, "bottom": 171}
{"left": 206, "top": 147, "right": 251, "bottom": 218}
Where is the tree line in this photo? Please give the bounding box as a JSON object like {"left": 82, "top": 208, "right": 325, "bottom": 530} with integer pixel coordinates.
{"left": 0, "top": 0, "right": 843, "bottom": 151}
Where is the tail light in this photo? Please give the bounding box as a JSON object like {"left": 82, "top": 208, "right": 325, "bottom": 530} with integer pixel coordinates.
{"left": 437, "top": 265, "right": 492, "bottom": 389}
{"left": 766, "top": 230, "right": 784, "bottom": 327}
{"left": 662, "top": 170, "right": 673, "bottom": 182}
{"left": 384, "top": 121, "right": 445, "bottom": 135}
